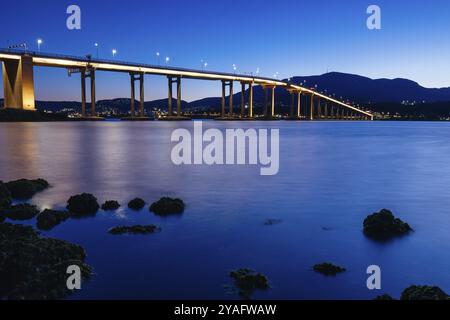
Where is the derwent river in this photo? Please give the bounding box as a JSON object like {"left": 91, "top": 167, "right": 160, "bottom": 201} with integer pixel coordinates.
{"left": 1, "top": 120, "right": 450, "bottom": 299}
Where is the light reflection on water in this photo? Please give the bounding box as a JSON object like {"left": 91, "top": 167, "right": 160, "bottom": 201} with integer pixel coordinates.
{"left": 1, "top": 120, "right": 450, "bottom": 300}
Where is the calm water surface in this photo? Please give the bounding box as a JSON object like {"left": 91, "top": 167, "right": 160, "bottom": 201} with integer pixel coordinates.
{"left": 0, "top": 120, "right": 449, "bottom": 300}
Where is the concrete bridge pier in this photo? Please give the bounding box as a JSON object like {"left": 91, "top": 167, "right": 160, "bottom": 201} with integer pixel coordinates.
{"left": 80, "top": 68, "right": 86, "bottom": 117}
{"left": 240, "top": 82, "right": 246, "bottom": 117}
{"left": 310, "top": 94, "right": 315, "bottom": 120}
{"left": 220, "top": 80, "right": 235, "bottom": 119}
{"left": 2, "top": 55, "right": 35, "bottom": 110}
{"left": 297, "top": 91, "right": 302, "bottom": 118}
{"left": 90, "top": 70, "right": 96, "bottom": 117}
{"left": 248, "top": 82, "right": 253, "bottom": 118}
{"left": 229, "top": 81, "right": 234, "bottom": 117}
{"left": 139, "top": 73, "right": 145, "bottom": 117}
{"left": 262, "top": 85, "right": 276, "bottom": 119}
{"left": 127, "top": 73, "right": 146, "bottom": 119}
{"left": 130, "top": 73, "right": 136, "bottom": 117}
{"left": 79, "top": 68, "right": 98, "bottom": 118}
{"left": 317, "top": 97, "right": 322, "bottom": 119}
{"left": 167, "top": 76, "right": 182, "bottom": 118}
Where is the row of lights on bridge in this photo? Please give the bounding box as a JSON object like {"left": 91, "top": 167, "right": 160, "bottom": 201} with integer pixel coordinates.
{"left": 31, "top": 38, "right": 362, "bottom": 109}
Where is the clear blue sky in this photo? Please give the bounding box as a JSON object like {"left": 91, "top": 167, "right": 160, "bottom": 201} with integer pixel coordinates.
{"left": 1, "top": 0, "right": 449, "bottom": 101}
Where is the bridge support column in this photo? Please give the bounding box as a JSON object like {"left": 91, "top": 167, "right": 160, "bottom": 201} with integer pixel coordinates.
{"left": 289, "top": 91, "right": 295, "bottom": 118}
{"left": 270, "top": 86, "right": 275, "bottom": 118}
{"left": 80, "top": 68, "right": 86, "bottom": 117}
{"left": 297, "top": 91, "right": 302, "bottom": 118}
{"left": 229, "top": 81, "right": 234, "bottom": 117}
{"left": 248, "top": 82, "right": 253, "bottom": 118}
{"left": 177, "top": 77, "right": 181, "bottom": 116}
{"left": 310, "top": 94, "right": 314, "bottom": 120}
{"left": 2, "top": 56, "right": 35, "bottom": 110}
{"left": 90, "top": 69, "right": 96, "bottom": 117}
{"left": 221, "top": 81, "right": 226, "bottom": 117}
{"left": 139, "top": 73, "right": 144, "bottom": 117}
{"left": 317, "top": 98, "right": 322, "bottom": 119}
{"left": 324, "top": 102, "right": 328, "bottom": 119}
{"left": 241, "top": 82, "right": 246, "bottom": 117}
{"left": 168, "top": 77, "right": 173, "bottom": 116}
{"left": 130, "top": 73, "right": 136, "bottom": 117}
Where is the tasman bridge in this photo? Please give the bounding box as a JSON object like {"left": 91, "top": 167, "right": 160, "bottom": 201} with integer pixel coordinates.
{"left": 0, "top": 49, "right": 373, "bottom": 121}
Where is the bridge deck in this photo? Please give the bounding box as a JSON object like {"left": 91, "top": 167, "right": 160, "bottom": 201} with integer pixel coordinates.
{"left": 0, "top": 49, "right": 372, "bottom": 117}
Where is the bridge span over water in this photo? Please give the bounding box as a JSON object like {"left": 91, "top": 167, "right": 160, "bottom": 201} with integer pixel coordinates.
{"left": 0, "top": 49, "right": 373, "bottom": 120}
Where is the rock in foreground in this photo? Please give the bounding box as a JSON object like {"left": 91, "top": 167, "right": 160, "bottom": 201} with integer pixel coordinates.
{"left": 127, "top": 198, "right": 146, "bottom": 211}
{"left": 150, "top": 197, "right": 185, "bottom": 216}
{"left": 264, "top": 219, "right": 282, "bottom": 226}
{"left": 0, "top": 204, "right": 40, "bottom": 221}
{"left": 5, "top": 178, "right": 49, "bottom": 200}
{"left": 0, "top": 223, "right": 92, "bottom": 299}
{"left": 108, "top": 225, "right": 161, "bottom": 235}
{"left": 363, "top": 209, "right": 412, "bottom": 240}
{"left": 400, "top": 285, "right": 450, "bottom": 300}
{"left": 101, "top": 200, "right": 120, "bottom": 211}
{"left": 313, "top": 263, "right": 346, "bottom": 276}
{"left": 374, "top": 294, "right": 395, "bottom": 300}
{"left": 67, "top": 193, "right": 99, "bottom": 216}
{"left": 0, "top": 181, "right": 12, "bottom": 209}
{"left": 229, "top": 268, "right": 269, "bottom": 299}
{"left": 37, "top": 209, "right": 70, "bottom": 230}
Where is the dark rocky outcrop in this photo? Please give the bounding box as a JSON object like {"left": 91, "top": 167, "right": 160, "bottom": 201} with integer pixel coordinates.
{"left": 400, "top": 285, "right": 450, "bottom": 300}
{"left": 363, "top": 209, "right": 413, "bottom": 240}
{"left": 229, "top": 268, "right": 270, "bottom": 299}
{"left": 101, "top": 200, "right": 121, "bottom": 211}
{"left": 66, "top": 193, "right": 99, "bottom": 216}
{"left": 127, "top": 198, "right": 146, "bottom": 211}
{"left": 149, "top": 197, "right": 185, "bottom": 216}
{"left": 108, "top": 225, "right": 161, "bottom": 235}
{"left": 0, "top": 204, "right": 40, "bottom": 221}
{"left": 264, "top": 219, "right": 282, "bottom": 226}
{"left": 0, "top": 181, "right": 12, "bottom": 209}
{"left": 0, "top": 223, "right": 92, "bottom": 299}
{"left": 374, "top": 294, "right": 395, "bottom": 300}
{"left": 36, "top": 209, "right": 70, "bottom": 230}
{"left": 313, "top": 263, "right": 346, "bottom": 276}
{"left": 5, "top": 179, "right": 49, "bottom": 200}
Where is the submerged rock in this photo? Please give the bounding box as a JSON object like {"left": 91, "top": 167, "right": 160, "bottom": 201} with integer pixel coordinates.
{"left": 374, "top": 294, "right": 395, "bottom": 300}
{"left": 363, "top": 209, "right": 412, "bottom": 240}
{"left": 0, "top": 204, "right": 40, "bottom": 221}
{"left": 36, "top": 209, "right": 70, "bottom": 230}
{"left": 229, "top": 268, "right": 270, "bottom": 299}
{"left": 127, "top": 198, "right": 146, "bottom": 211}
{"left": 101, "top": 200, "right": 121, "bottom": 211}
{"left": 0, "top": 222, "right": 92, "bottom": 299}
{"left": 66, "top": 193, "right": 99, "bottom": 216}
{"left": 5, "top": 178, "right": 49, "bottom": 200}
{"left": 313, "top": 263, "right": 346, "bottom": 276}
{"left": 0, "top": 181, "right": 12, "bottom": 209}
{"left": 149, "top": 197, "right": 185, "bottom": 216}
{"left": 264, "top": 219, "right": 282, "bottom": 226}
{"left": 400, "top": 285, "right": 450, "bottom": 300}
{"left": 108, "top": 225, "right": 161, "bottom": 235}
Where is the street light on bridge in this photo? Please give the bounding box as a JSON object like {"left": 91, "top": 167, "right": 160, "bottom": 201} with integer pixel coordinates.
{"left": 156, "top": 52, "right": 160, "bottom": 65}
{"left": 94, "top": 43, "right": 99, "bottom": 59}
{"left": 112, "top": 49, "right": 117, "bottom": 58}
{"left": 165, "top": 56, "right": 170, "bottom": 66}
{"left": 37, "top": 39, "right": 43, "bottom": 52}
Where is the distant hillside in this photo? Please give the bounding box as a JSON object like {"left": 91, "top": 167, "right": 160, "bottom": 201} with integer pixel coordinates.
{"left": 3, "top": 72, "right": 450, "bottom": 118}
{"left": 288, "top": 72, "right": 450, "bottom": 104}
